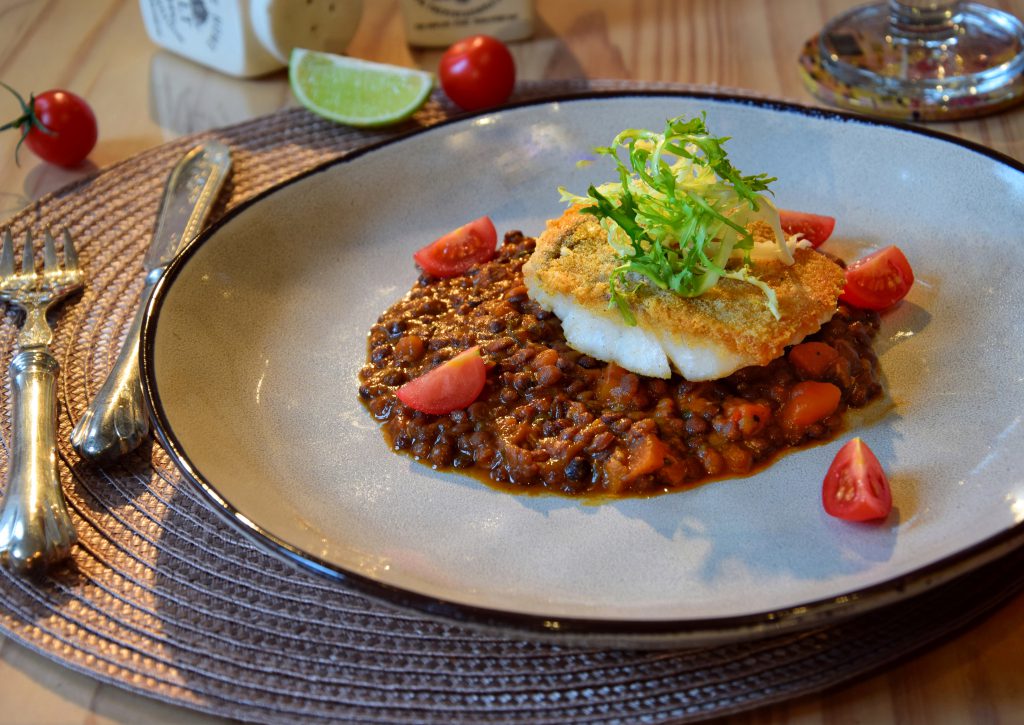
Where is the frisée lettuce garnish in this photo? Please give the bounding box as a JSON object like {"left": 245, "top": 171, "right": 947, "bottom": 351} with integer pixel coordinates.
{"left": 559, "top": 113, "right": 794, "bottom": 325}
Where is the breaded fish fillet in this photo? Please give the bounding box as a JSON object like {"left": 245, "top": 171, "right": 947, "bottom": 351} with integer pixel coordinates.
{"left": 523, "top": 209, "right": 846, "bottom": 380}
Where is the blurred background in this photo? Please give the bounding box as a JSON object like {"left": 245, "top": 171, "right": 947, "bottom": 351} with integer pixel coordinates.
{"left": 5, "top": 0, "right": 1021, "bottom": 224}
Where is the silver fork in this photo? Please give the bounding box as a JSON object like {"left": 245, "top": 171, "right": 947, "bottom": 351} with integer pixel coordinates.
{"left": 0, "top": 228, "right": 83, "bottom": 573}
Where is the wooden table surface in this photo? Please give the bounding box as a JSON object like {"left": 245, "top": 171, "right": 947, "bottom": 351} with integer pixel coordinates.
{"left": 2, "top": 0, "right": 1024, "bottom": 722}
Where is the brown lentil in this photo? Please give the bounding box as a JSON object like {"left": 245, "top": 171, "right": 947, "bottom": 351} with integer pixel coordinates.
{"left": 359, "top": 231, "right": 883, "bottom": 498}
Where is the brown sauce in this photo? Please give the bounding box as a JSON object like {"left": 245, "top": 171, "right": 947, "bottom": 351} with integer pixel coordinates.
{"left": 358, "top": 232, "right": 882, "bottom": 498}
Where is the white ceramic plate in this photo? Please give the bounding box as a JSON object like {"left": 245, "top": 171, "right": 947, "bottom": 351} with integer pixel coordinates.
{"left": 142, "top": 92, "right": 1024, "bottom": 646}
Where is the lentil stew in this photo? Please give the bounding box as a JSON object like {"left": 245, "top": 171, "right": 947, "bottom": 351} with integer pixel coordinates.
{"left": 359, "top": 231, "right": 882, "bottom": 498}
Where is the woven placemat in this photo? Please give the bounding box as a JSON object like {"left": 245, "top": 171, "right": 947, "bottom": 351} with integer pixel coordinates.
{"left": 1, "top": 80, "right": 1022, "bottom": 724}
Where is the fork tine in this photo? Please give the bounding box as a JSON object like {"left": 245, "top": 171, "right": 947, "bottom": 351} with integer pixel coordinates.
{"left": 21, "top": 231, "right": 34, "bottom": 274}
{"left": 43, "top": 229, "right": 58, "bottom": 271}
{"left": 61, "top": 229, "right": 79, "bottom": 271}
{"left": 0, "top": 230, "right": 13, "bottom": 277}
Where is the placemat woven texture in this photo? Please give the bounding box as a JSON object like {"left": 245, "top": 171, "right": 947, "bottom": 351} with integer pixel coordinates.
{"left": 1, "top": 80, "right": 1022, "bottom": 724}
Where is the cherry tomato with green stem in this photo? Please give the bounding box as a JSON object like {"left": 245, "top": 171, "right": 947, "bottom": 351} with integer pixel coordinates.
{"left": 1, "top": 82, "right": 97, "bottom": 167}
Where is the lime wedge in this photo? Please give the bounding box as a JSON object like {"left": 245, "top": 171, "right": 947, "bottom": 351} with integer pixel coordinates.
{"left": 289, "top": 49, "right": 433, "bottom": 128}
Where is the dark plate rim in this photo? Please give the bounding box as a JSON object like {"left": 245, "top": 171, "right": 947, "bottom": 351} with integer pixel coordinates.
{"left": 141, "top": 88, "right": 1024, "bottom": 647}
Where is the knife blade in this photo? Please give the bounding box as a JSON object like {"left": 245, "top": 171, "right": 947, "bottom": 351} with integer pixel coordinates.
{"left": 70, "top": 141, "right": 231, "bottom": 460}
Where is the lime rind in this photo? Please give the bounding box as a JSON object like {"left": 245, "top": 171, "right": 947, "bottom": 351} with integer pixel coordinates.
{"left": 289, "top": 49, "right": 434, "bottom": 128}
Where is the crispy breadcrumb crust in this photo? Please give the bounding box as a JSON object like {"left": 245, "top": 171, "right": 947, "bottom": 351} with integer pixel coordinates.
{"left": 522, "top": 208, "right": 846, "bottom": 366}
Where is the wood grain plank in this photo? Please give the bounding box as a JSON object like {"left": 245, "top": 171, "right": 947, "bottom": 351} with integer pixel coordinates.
{"left": 0, "top": 633, "right": 104, "bottom": 725}
{"left": 0, "top": 1, "right": 1022, "bottom": 722}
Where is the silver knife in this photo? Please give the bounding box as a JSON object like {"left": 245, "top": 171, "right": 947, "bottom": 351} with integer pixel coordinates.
{"left": 70, "top": 141, "right": 231, "bottom": 459}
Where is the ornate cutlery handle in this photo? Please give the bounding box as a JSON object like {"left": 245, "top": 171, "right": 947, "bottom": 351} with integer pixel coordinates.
{"left": 70, "top": 141, "right": 230, "bottom": 460}
{"left": 0, "top": 350, "right": 77, "bottom": 573}
{"left": 69, "top": 269, "right": 160, "bottom": 459}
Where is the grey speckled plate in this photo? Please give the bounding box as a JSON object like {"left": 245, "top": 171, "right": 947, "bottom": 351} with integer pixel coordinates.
{"left": 141, "top": 92, "right": 1024, "bottom": 647}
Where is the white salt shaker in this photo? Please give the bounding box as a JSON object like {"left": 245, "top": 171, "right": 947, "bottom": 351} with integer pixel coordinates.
{"left": 399, "top": 0, "right": 534, "bottom": 47}
{"left": 139, "top": 0, "right": 364, "bottom": 78}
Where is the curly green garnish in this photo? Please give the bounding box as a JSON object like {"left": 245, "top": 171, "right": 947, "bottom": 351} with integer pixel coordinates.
{"left": 559, "top": 113, "right": 792, "bottom": 325}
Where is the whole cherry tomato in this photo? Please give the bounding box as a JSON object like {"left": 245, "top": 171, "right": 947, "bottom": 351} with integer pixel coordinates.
{"left": 439, "top": 35, "right": 516, "bottom": 111}
{"left": 1, "top": 82, "right": 97, "bottom": 167}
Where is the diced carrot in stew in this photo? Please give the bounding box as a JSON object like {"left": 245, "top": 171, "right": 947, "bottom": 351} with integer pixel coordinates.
{"left": 724, "top": 401, "right": 772, "bottom": 437}
{"left": 788, "top": 342, "right": 840, "bottom": 378}
{"left": 624, "top": 433, "right": 669, "bottom": 481}
{"left": 597, "top": 363, "right": 626, "bottom": 401}
{"left": 780, "top": 381, "right": 841, "bottom": 430}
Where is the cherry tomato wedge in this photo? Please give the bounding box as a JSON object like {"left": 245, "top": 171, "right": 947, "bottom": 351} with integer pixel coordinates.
{"left": 823, "top": 438, "right": 892, "bottom": 521}
{"left": 840, "top": 245, "right": 914, "bottom": 310}
{"left": 779, "top": 209, "right": 835, "bottom": 247}
{"left": 439, "top": 35, "right": 516, "bottom": 111}
{"left": 1, "top": 84, "right": 97, "bottom": 167}
{"left": 397, "top": 346, "right": 487, "bottom": 415}
{"left": 413, "top": 216, "right": 497, "bottom": 278}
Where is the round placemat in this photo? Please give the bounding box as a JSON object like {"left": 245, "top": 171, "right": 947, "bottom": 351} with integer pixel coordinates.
{"left": 1, "top": 80, "right": 1023, "bottom": 723}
